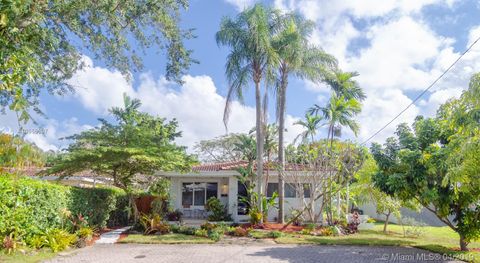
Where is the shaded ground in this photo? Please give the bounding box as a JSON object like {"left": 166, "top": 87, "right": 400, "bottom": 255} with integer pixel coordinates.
{"left": 45, "top": 244, "right": 462, "bottom": 263}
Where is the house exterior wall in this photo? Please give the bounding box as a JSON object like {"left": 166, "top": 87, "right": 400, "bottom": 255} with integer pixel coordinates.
{"left": 168, "top": 176, "right": 230, "bottom": 217}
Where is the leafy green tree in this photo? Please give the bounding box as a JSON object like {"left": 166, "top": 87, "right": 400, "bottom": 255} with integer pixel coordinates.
{"left": 193, "top": 133, "right": 245, "bottom": 163}
{"left": 352, "top": 155, "right": 416, "bottom": 233}
{"left": 216, "top": 4, "right": 280, "bottom": 213}
{"left": 1, "top": 0, "right": 194, "bottom": 121}
{"left": 44, "top": 94, "right": 196, "bottom": 222}
{"left": 0, "top": 133, "right": 45, "bottom": 168}
{"left": 272, "top": 14, "right": 336, "bottom": 223}
{"left": 372, "top": 74, "right": 480, "bottom": 250}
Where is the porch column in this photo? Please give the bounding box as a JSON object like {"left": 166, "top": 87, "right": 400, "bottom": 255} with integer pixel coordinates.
{"left": 228, "top": 176, "right": 238, "bottom": 222}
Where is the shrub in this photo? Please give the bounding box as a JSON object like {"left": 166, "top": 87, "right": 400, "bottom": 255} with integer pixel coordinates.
{"left": 69, "top": 187, "right": 126, "bottom": 228}
{"left": 2, "top": 233, "right": 22, "bottom": 254}
{"left": 178, "top": 226, "right": 197, "bottom": 235}
{"left": 267, "top": 231, "right": 283, "bottom": 239}
{"left": 44, "top": 228, "right": 77, "bottom": 252}
{"left": 248, "top": 208, "right": 263, "bottom": 226}
{"left": 231, "top": 227, "right": 249, "bottom": 237}
{"left": 0, "top": 175, "right": 129, "bottom": 246}
{"left": 194, "top": 229, "right": 208, "bottom": 237}
{"left": 166, "top": 209, "right": 183, "bottom": 221}
{"left": 107, "top": 194, "right": 131, "bottom": 227}
{"left": 0, "top": 175, "right": 70, "bottom": 241}
{"left": 170, "top": 224, "right": 181, "bottom": 233}
{"left": 366, "top": 218, "right": 376, "bottom": 223}
{"left": 200, "top": 222, "right": 217, "bottom": 231}
{"left": 304, "top": 223, "right": 316, "bottom": 231}
{"left": 313, "top": 226, "right": 334, "bottom": 237}
{"left": 208, "top": 229, "right": 223, "bottom": 241}
{"left": 76, "top": 226, "right": 94, "bottom": 240}
{"left": 139, "top": 214, "right": 170, "bottom": 235}
{"left": 205, "top": 197, "right": 231, "bottom": 221}
{"left": 300, "top": 228, "right": 312, "bottom": 235}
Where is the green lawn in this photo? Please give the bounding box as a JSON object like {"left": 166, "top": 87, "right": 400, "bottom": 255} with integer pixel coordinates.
{"left": 273, "top": 223, "right": 480, "bottom": 262}
{"left": 118, "top": 233, "right": 215, "bottom": 244}
{"left": 0, "top": 249, "right": 57, "bottom": 263}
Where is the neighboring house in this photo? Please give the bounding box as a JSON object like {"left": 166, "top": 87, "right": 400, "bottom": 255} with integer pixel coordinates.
{"left": 157, "top": 160, "right": 320, "bottom": 223}
{"left": 4, "top": 167, "right": 112, "bottom": 188}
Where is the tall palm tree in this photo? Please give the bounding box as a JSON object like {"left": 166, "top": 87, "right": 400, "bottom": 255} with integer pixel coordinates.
{"left": 216, "top": 4, "right": 279, "bottom": 214}
{"left": 293, "top": 113, "right": 323, "bottom": 144}
{"left": 309, "top": 94, "right": 361, "bottom": 146}
{"left": 273, "top": 14, "right": 337, "bottom": 223}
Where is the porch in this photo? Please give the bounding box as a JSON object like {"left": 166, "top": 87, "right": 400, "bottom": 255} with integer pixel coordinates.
{"left": 166, "top": 172, "right": 246, "bottom": 222}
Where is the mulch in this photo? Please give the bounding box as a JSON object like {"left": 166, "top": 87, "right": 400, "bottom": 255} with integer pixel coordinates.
{"left": 241, "top": 223, "right": 304, "bottom": 232}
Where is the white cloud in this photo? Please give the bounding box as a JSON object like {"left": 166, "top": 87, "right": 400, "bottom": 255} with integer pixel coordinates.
{"left": 63, "top": 61, "right": 304, "bottom": 150}
{"left": 66, "top": 56, "right": 135, "bottom": 114}
{"left": 274, "top": 0, "right": 476, "bottom": 144}
{"left": 224, "top": 0, "right": 256, "bottom": 11}
{"left": 0, "top": 110, "right": 92, "bottom": 152}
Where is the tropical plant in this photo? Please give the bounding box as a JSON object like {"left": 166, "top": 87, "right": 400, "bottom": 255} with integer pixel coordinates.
{"left": 294, "top": 113, "right": 323, "bottom": 144}
{"left": 44, "top": 228, "right": 77, "bottom": 252}
{"left": 216, "top": 3, "right": 281, "bottom": 211}
{"left": 309, "top": 94, "right": 361, "bottom": 146}
{"left": 2, "top": 232, "right": 22, "bottom": 254}
{"left": 43, "top": 94, "right": 196, "bottom": 222}
{"left": 205, "top": 197, "right": 231, "bottom": 222}
{"left": 323, "top": 71, "right": 365, "bottom": 101}
{"left": 0, "top": 0, "right": 194, "bottom": 121}
{"left": 139, "top": 214, "right": 170, "bottom": 235}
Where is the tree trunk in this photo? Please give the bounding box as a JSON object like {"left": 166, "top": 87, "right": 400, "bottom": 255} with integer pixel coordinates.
{"left": 128, "top": 193, "right": 139, "bottom": 224}
{"left": 277, "top": 71, "right": 287, "bottom": 224}
{"left": 255, "top": 80, "right": 264, "bottom": 217}
{"left": 383, "top": 212, "right": 391, "bottom": 233}
{"left": 459, "top": 234, "right": 469, "bottom": 251}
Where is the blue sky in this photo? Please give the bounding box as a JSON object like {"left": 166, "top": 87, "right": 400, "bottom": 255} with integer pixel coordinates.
{"left": 2, "top": 0, "right": 480, "bottom": 152}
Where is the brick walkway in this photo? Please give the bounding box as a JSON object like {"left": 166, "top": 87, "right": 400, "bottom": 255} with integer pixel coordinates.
{"left": 45, "top": 244, "right": 462, "bottom": 263}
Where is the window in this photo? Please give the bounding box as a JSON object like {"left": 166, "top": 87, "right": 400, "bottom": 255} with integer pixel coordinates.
{"left": 303, "top": 184, "right": 311, "bottom": 198}
{"left": 285, "top": 183, "right": 296, "bottom": 198}
{"left": 267, "top": 183, "right": 278, "bottom": 197}
{"left": 267, "top": 183, "right": 297, "bottom": 198}
{"left": 194, "top": 183, "right": 206, "bottom": 206}
{"left": 182, "top": 182, "right": 218, "bottom": 207}
{"left": 182, "top": 183, "right": 193, "bottom": 206}
{"left": 206, "top": 183, "right": 218, "bottom": 200}
{"left": 266, "top": 183, "right": 311, "bottom": 198}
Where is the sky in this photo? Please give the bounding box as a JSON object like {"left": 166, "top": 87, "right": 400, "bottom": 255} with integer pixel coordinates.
{"left": 2, "top": 0, "right": 480, "bottom": 153}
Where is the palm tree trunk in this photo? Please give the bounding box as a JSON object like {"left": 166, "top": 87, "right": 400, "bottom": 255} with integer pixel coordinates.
{"left": 278, "top": 72, "right": 287, "bottom": 224}
{"left": 255, "top": 79, "right": 264, "bottom": 216}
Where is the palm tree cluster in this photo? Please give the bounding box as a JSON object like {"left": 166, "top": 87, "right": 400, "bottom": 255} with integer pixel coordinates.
{"left": 216, "top": 3, "right": 363, "bottom": 223}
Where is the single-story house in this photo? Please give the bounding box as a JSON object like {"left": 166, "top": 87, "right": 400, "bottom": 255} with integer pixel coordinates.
{"left": 157, "top": 160, "right": 322, "bottom": 223}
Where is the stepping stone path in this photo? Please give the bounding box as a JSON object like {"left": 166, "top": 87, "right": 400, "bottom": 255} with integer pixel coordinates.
{"left": 95, "top": 226, "right": 131, "bottom": 244}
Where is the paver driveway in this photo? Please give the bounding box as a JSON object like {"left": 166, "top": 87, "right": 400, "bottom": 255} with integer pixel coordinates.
{"left": 46, "top": 244, "right": 461, "bottom": 263}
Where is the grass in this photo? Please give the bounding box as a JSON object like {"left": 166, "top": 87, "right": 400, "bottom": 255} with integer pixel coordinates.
{"left": 118, "top": 233, "right": 215, "bottom": 244}
{"left": 0, "top": 249, "right": 57, "bottom": 263}
{"left": 273, "top": 223, "right": 480, "bottom": 262}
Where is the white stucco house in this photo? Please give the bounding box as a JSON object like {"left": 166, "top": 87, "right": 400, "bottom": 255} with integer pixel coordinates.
{"left": 157, "top": 160, "right": 320, "bottom": 223}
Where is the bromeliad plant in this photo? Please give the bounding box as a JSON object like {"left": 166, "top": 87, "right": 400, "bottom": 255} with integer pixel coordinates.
{"left": 139, "top": 213, "right": 170, "bottom": 235}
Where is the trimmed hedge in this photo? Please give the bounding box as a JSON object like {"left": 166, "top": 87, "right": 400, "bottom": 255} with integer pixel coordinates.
{"left": 0, "top": 174, "right": 129, "bottom": 240}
